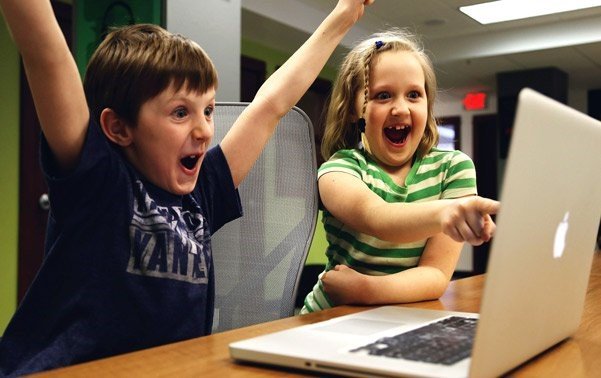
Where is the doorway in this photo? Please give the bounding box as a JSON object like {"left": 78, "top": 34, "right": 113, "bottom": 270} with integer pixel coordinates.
{"left": 18, "top": 1, "right": 72, "bottom": 302}
{"left": 472, "top": 113, "right": 498, "bottom": 274}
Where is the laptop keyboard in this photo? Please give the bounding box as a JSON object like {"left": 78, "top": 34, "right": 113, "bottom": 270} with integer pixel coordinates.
{"left": 350, "top": 316, "right": 477, "bottom": 365}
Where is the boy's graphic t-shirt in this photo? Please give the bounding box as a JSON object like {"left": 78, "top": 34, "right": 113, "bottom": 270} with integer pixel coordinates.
{"left": 127, "top": 179, "right": 212, "bottom": 283}
{"left": 0, "top": 120, "right": 242, "bottom": 377}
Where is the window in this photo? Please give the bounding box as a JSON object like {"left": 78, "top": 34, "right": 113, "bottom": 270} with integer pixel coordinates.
{"left": 436, "top": 116, "right": 461, "bottom": 151}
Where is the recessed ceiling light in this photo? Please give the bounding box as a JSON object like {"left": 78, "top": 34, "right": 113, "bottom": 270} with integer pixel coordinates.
{"left": 459, "top": 0, "right": 601, "bottom": 25}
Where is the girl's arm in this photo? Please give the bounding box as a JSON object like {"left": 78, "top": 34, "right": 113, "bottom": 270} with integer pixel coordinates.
{"left": 322, "top": 233, "right": 462, "bottom": 305}
{"left": 220, "top": 0, "right": 374, "bottom": 187}
{"left": 319, "top": 171, "right": 499, "bottom": 245}
{"left": 0, "top": 0, "right": 89, "bottom": 172}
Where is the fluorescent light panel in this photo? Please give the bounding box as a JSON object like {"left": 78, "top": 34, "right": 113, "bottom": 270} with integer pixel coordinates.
{"left": 460, "top": 0, "right": 601, "bottom": 24}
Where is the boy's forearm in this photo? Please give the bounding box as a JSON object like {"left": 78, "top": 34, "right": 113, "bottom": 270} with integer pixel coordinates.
{"left": 1, "top": 0, "right": 89, "bottom": 172}
{"left": 220, "top": 1, "right": 368, "bottom": 188}
{"left": 254, "top": 3, "right": 358, "bottom": 117}
{"left": 0, "top": 0, "right": 63, "bottom": 59}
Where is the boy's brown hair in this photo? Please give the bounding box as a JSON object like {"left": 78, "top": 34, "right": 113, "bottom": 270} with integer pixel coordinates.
{"left": 84, "top": 23, "right": 218, "bottom": 127}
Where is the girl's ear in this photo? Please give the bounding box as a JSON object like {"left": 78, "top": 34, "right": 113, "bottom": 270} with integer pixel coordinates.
{"left": 99, "top": 108, "right": 133, "bottom": 147}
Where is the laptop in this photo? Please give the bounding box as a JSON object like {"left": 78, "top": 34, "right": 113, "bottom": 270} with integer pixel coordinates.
{"left": 229, "top": 88, "right": 601, "bottom": 378}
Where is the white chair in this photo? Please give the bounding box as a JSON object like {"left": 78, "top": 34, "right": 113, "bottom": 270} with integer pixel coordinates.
{"left": 210, "top": 103, "right": 318, "bottom": 333}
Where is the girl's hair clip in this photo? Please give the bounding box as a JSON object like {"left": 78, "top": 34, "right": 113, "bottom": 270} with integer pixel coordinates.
{"left": 375, "top": 40, "right": 384, "bottom": 49}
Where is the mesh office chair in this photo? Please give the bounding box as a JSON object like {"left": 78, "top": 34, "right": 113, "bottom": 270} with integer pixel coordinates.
{"left": 210, "top": 103, "right": 318, "bottom": 333}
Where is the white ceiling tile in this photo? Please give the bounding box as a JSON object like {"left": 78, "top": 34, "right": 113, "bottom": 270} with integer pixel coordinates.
{"left": 242, "top": 0, "right": 601, "bottom": 93}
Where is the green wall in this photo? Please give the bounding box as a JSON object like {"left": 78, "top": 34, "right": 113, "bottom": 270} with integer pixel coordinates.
{"left": 241, "top": 38, "right": 331, "bottom": 266}
{"left": 0, "top": 15, "right": 19, "bottom": 335}
{"left": 305, "top": 212, "right": 328, "bottom": 265}
{"left": 241, "top": 37, "right": 337, "bottom": 84}
{"left": 74, "top": 0, "right": 163, "bottom": 77}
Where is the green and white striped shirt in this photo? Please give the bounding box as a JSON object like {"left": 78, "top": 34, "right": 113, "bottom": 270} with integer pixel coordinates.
{"left": 300, "top": 147, "right": 478, "bottom": 314}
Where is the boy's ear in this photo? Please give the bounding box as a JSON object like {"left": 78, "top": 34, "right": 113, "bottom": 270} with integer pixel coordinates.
{"left": 99, "top": 108, "right": 133, "bottom": 147}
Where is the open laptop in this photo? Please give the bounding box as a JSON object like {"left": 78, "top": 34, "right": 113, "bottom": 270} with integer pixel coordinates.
{"left": 229, "top": 88, "right": 601, "bottom": 378}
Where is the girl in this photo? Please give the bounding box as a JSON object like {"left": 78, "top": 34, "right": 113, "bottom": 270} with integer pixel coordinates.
{"left": 301, "top": 29, "right": 499, "bottom": 314}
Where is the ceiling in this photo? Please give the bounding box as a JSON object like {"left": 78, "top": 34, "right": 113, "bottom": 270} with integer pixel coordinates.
{"left": 241, "top": 0, "right": 601, "bottom": 101}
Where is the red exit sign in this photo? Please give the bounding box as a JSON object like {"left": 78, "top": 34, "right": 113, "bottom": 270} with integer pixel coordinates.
{"left": 463, "top": 92, "right": 487, "bottom": 111}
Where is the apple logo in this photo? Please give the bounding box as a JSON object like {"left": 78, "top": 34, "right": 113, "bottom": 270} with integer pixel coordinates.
{"left": 553, "top": 212, "right": 570, "bottom": 259}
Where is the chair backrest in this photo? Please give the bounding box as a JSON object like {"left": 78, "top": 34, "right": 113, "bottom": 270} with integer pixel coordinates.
{"left": 210, "top": 103, "right": 318, "bottom": 333}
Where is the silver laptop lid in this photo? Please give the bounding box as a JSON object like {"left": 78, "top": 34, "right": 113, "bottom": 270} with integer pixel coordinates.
{"left": 470, "top": 88, "right": 601, "bottom": 377}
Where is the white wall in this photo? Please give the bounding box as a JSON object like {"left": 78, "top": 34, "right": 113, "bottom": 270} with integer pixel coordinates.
{"left": 166, "top": 0, "right": 241, "bottom": 101}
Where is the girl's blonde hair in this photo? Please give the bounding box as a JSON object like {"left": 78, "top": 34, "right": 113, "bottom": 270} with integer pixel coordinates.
{"left": 321, "top": 29, "right": 438, "bottom": 161}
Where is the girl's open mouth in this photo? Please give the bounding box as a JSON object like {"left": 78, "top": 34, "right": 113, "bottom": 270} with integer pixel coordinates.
{"left": 384, "top": 125, "right": 411, "bottom": 145}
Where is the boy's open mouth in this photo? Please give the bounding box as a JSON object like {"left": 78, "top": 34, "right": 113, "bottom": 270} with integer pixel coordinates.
{"left": 384, "top": 125, "right": 411, "bottom": 144}
{"left": 180, "top": 155, "right": 200, "bottom": 170}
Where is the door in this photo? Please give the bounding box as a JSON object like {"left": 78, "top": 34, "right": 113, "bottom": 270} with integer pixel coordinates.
{"left": 472, "top": 113, "right": 498, "bottom": 274}
{"left": 18, "top": 1, "right": 72, "bottom": 302}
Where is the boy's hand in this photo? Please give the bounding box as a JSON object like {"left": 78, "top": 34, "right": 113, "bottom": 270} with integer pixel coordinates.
{"left": 441, "top": 196, "right": 500, "bottom": 246}
{"left": 221, "top": 0, "right": 373, "bottom": 188}
{"left": 335, "top": 0, "right": 375, "bottom": 24}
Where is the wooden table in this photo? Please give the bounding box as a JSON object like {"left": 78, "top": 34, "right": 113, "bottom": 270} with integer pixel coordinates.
{"left": 34, "top": 252, "right": 601, "bottom": 377}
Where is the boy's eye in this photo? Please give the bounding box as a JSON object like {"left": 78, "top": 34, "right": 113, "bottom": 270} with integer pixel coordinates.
{"left": 173, "top": 107, "right": 188, "bottom": 118}
{"left": 204, "top": 105, "right": 214, "bottom": 118}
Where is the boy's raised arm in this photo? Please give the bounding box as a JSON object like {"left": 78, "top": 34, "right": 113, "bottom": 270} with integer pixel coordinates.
{"left": 220, "top": 0, "right": 374, "bottom": 188}
{"left": 0, "top": 0, "right": 89, "bottom": 172}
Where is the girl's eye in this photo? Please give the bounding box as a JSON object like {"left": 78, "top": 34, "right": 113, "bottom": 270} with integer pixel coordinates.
{"left": 173, "top": 107, "right": 188, "bottom": 119}
{"left": 407, "top": 90, "right": 422, "bottom": 100}
{"left": 375, "top": 92, "right": 391, "bottom": 100}
{"left": 204, "top": 105, "right": 214, "bottom": 118}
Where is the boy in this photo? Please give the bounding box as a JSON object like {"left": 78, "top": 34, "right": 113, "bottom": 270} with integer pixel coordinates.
{"left": 0, "top": 0, "right": 374, "bottom": 375}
